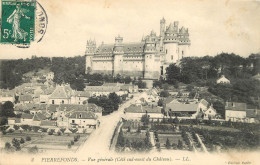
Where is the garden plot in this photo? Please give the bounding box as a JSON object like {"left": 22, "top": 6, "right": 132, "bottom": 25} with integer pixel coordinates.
{"left": 157, "top": 133, "right": 185, "bottom": 149}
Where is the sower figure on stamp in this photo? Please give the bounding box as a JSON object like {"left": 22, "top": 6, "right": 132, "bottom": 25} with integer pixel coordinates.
{"left": 7, "top": 4, "right": 31, "bottom": 42}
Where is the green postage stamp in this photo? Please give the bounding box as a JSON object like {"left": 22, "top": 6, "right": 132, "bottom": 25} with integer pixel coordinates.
{"left": 1, "top": 0, "right": 36, "bottom": 44}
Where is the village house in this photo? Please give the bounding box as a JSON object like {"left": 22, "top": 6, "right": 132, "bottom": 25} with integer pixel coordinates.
{"left": 124, "top": 104, "right": 163, "bottom": 119}
{"left": 19, "top": 94, "right": 33, "bottom": 104}
{"left": 0, "top": 89, "right": 15, "bottom": 103}
{"left": 84, "top": 86, "right": 127, "bottom": 97}
{"left": 48, "top": 85, "right": 73, "bottom": 104}
{"left": 217, "top": 75, "right": 230, "bottom": 84}
{"left": 70, "top": 91, "right": 91, "bottom": 104}
{"left": 165, "top": 102, "right": 199, "bottom": 118}
{"left": 198, "top": 99, "right": 217, "bottom": 119}
{"left": 69, "top": 111, "right": 98, "bottom": 128}
{"left": 225, "top": 102, "right": 260, "bottom": 123}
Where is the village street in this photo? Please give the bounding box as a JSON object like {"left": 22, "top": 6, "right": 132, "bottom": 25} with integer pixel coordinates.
{"left": 78, "top": 93, "right": 144, "bottom": 155}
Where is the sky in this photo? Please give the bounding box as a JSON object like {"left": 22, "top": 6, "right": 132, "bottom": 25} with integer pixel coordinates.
{"left": 0, "top": 0, "right": 260, "bottom": 59}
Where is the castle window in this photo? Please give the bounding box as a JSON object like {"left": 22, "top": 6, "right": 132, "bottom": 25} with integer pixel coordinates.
{"left": 171, "top": 55, "right": 173, "bottom": 60}
{"left": 166, "top": 49, "right": 168, "bottom": 54}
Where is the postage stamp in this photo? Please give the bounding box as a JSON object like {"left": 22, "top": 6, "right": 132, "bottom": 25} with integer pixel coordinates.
{"left": 1, "top": 0, "right": 36, "bottom": 44}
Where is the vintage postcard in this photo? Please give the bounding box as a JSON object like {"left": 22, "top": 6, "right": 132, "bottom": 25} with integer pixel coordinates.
{"left": 0, "top": 0, "right": 259, "bottom": 165}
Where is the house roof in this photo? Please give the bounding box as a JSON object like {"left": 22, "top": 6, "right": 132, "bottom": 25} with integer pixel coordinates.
{"left": 19, "top": 95, "right": 33, "bottom": 102}
{"left": 246, "top": 109, "right": 257, "bottom": 118}
{"left": 200, "top": 99, "right": 209, "bottom": 107}
{"left": 33, "top": 113, "right": 48, "bottom": 121}
{"left": 73, "top": 91, "right": 91, "bottom": 97}
{"left": 125, "top": 105, "right": 162, "bottom": 113}
{"left": 14, "top": 103, "right": 47, "bottom": 111}
{"left": 225, "top": 102, "right": 247, "bottom": 111}
{"left": 21, "top": 113, "right": 34, "bottom": 119}
{"left": 69, "top": 111, "right": 97, "bottom": 119}
{"left": 41, "top": 120, "right": 57, "bottom": 126}
{"left": 85, "top": 86, "right": 120, "bottom": 92}
{"left": 59, "top": 104, "right": 88, "bottom": 112}
{"left": 166, "top": 103, "right": 198, "bottom": 112}
{"left": 87, "top": 103, "right": 103, "bottom": 113}
{"left": 49, "top": 85, "right": 72, "bottom": 99}
{"left": 47, "top": 104, "right": 59, "bottom": 112}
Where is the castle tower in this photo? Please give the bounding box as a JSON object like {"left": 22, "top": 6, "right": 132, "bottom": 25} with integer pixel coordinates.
{"left": 113, "top": 35, "right": 124, "bottom": 76}
{"left": 163, "top": 21, "right": 180, "bottom": 64}
{"left": 178, "top": 27, "right": 191, "bottom": 59}
{"left": 85, "top": 39, "right": 96, "bottom": 74}
{"left": 144, "top": 36, "right": 160, "bottom": 79}
{"left": 160, "top": 17, "right": 166, "bottom": 38}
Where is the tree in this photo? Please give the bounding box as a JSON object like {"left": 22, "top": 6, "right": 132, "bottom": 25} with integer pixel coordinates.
{"left": 153, "top": 80, "right": 163, "bottom": 88}
{"left": 165, "top": 138, "right": 171, "bottom": 149}
{"left": 158, "top": 99, "right": 163, "bottom": 106}
{"left": 20, "top": 138, "right": 25, "bottom": 144}
{"left": 1, "top": 101, "right": 15, "bottom": 117}
{"left": 166, "top": 64, "right": 181, "bottom": 84}
{"left": 160, "top": 91, "right": 169, "bottom": 97}
{"left": 213, "top": 100, "right": 225, "bottom": 118}
{"left": 177, "top": 140, "right": 184, "bottom": 150}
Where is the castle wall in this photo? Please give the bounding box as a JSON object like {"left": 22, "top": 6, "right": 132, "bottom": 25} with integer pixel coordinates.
{"left": 164, "top": 43, "right": 179, "bottom": 63}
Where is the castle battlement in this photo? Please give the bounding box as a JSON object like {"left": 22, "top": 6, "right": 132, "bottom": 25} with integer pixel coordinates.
{"left": 85, "top": 18, "right": 191, "bottom": 79}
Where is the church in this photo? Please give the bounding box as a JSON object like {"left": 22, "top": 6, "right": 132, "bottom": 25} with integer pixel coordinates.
{"left": 85, "top": 18, "right": 191, "bottom": 80}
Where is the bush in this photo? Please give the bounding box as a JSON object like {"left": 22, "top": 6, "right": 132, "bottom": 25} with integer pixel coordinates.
{"left": 26, "top": 136, "right": 31, "bottom": 141}
{"left": 8, "top": 128, "right": 14, "bottom": 133}
{"left": 20, "top": 138, "right": 25, "bottom": 144}
{"left": 12, "top": 138, "right": 21, "bottom": 151}
{"left": 60, "top": 128, "right": 66, "bottom": 133}
{"left": 41, "top": 128, "right": 48, "bottom": 132}
{"left": 68, "top": 143, "right": 71, "bottom": 149}
{"left": 28, "top": 146, "right": 38, "bottom": 154}
{"left": 57, "top": 131, "right": 61, "bottom": 136}
{"left": 5, "top": 142, "right": 11, "bottom": 150}
{"left": 48, "top": 129, "right": 54, "bottom": 135}
{"left": 71, "top": 141, "right": 74, "bottom": 145}
{"left": 13, "top": 125, "right": 19, "bottom": 130}
{"left": 32, "top": 126, "right": 40, "bottom": 132}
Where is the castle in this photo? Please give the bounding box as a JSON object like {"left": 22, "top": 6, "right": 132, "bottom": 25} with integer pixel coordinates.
{"left": 85, "top": 18, "right": 190, "bottom": 79}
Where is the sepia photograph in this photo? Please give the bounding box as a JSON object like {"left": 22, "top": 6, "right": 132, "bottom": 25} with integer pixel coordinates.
{"left": 0, "top": 0, "right": 260, "bottom": 164}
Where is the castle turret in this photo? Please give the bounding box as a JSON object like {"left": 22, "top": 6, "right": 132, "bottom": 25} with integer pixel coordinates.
{"left": 160, "top": 17, "right": 166, "bottom": 38}
{"left": 113, "top": 35, "right": 124, "bottom": 76}
{"left": 178, "top": 27, "right": 191, "bottom": 59}
{"left": 163, "top": 22, "right": 180, "bottom": 64}
{"left": 144, "top": 36, "right": 160, "bottom": 79}
{"left": 85, "top": 39, "right": 96, "bottom": 74}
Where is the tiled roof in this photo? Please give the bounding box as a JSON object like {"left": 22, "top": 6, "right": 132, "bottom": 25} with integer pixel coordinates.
{"left": 59, "top": 104, "right": 88, "bottom": 112}
{"left": 85, "top": 86, "right": 120, "bottom": 92}
{"left": 14, "top": 103, "right": 47, "bottom": 111}
{"left": 125, "top": 105, "right": 162, "bottom": 113}
{"left": 41, "top": 120, "right": 57, "bottom": 126}
{"left": 33, "top": 113, "right": 48, "bottom": 121}
{"left": 123, "top": 43, "right": 145, "bottom": 53}
{"left": 21, "top": 113, "right": 34, "bottom": 119}
{"left": 19, "top": 94, "right": 33, "bottom": 102}
{"left": 96, "top": 44, "right": 114, "bottom": 54}
{"left": 166, "top": 103, "right": 198, "bottom": 112}
{"left": 246, "top": 109, "right": 257, "bottom": 118}
{"left": 49, "top": 85, "right": 72, "bottom": 99}
{"left": 73, "top": 91, "right": 91, "bottom": 97}
{"left": 225, "top": 102, "right": 247, "bottom": 111}
{"left": 87, "top": 103, "right": 103, "bottom": 113}
{"left": 69, "top": 111, "right": 97, "bottom": 119}
{"left": 47, "top": 104, "right": 59, "bottom": 112}
{"left": 200, "top": 99, "right": 209, "bottom": 107}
